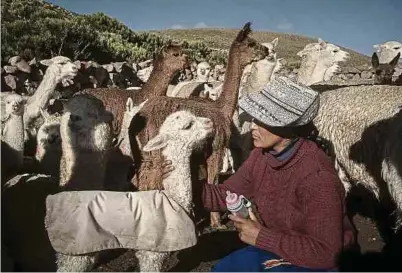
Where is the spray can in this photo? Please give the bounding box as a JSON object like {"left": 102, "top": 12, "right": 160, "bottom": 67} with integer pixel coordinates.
{"left": 225, "top": 191, "right": 252, "bottom": 219}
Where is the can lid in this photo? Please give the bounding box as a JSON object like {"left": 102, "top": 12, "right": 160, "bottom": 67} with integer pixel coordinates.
{"left": 226, "top": 191, "right": 243, "bottom": 211}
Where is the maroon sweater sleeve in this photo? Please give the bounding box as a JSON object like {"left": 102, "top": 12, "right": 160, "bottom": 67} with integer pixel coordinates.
{"left": 202, "top": 149, "right": 259, "bottom": 212}
{"left": 255, "top": 170, "right": 344, "bottom": 269}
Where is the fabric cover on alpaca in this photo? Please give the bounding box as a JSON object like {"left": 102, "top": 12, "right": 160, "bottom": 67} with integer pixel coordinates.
{"left": 45, "top": 190, "right": 197, "bottom": 254}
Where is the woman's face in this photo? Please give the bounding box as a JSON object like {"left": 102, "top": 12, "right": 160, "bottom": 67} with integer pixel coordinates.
{"left": 250, "top": 119, "right": 284, "bottom": 149}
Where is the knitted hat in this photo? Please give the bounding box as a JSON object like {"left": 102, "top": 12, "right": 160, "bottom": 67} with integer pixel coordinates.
{"left": 238, "top": 76, "right": 320, "bottom": 127}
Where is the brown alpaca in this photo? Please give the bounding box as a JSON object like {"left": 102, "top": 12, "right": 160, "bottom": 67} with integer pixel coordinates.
{"left": 81, "top": 43, "right": 189, "bottom": 136}
{"left": 131, "top": 22, "right": 268, "bottom": 227}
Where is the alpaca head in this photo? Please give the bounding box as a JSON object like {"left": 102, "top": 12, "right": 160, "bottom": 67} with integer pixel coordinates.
{"left": 372, "top": 52, "right": 400, "bottom": 85}
{"left": 61, "top": 94, "right": 113, "bottom": 151}
{"left": 196, "top": 61, "right": 211, "bottom": 82}
{"left": 261, "top": 37, "right": 279, "bottom": 60}
{"left": 298, "top": 38, "right": 349, "bottom": 67}
{"left": 36, "top": 109, "right": 61, "bottom": 152}
{"left": 1, "top": 93, "right": 26, "bottom": 116}
{"left": 40, "top": 56, "right": 78, "bottom": 87}
{"left": 200, "top": 83, "right": 223, "bottom": 101}
{"left": 155, "top": 42, "right": 189, "bottom": 74}
{"left": 143, "top": 111, "right": 214, "bottom": 155}
{"left": 373, "top": 41, "right": 402, "bottom": 63}
{"left": 231, "top": 22, "right": 269, "bottom": 68}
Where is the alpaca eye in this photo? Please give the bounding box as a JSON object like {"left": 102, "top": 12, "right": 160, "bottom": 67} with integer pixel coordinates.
{"left": 173, "top": 52, "right": 180, "bottom": 57}
{"left": 70, "top": 115, "right": 81, "bottom": 122}
{"left": 394, "top": 47, "right": 400, "bottom": 50}
{"left": 184, "top": 121, "right": 194, "bottom": 130}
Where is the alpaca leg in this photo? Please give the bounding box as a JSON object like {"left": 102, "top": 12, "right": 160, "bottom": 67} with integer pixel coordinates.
{"left": 56, "top": 253, "right": 98, "bottom": 272}
{"left": 135, "top": 250, "right": 169, "bottom": 272}
{"left": 207, "top": 151, "right": 227, "bottom": 229}
{"left": 382, "top": 158, "right": 402, "bottom": 230}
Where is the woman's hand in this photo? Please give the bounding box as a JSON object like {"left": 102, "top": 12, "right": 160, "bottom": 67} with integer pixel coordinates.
{"left": 229, "top": 208, "right": 262, "bottom": 246}
{"left": 161, "top": 160, "right": 175, "bottom": 179}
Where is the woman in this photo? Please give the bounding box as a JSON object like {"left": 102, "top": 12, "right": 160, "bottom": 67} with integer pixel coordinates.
{"left": 164, "top": 76, "right": 355, "bottom": 271}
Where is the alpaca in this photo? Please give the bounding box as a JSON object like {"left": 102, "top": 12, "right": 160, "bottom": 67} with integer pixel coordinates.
{"left": 131, "top": 22, "right": 268, "bottom": 228}
{"left": 81, "top": 43, "right": 189, "bottom": 136}
{"left": 313, "top": 85, "right": 402, "bottom": 229}
{"left": 35, "top": 109, "right": 62, "bottom": 177}
{"left": 59, "top": 94, "right": 113, "bottom": 190}
{"left": 196, "top": 61, "right": 212, "bottom": 82}
{"left": 372, "top": 52, "right": 401, "bottom": 85}
{"left": 1, "top": 92, "right": 26, "bottom": 180}
{"left": 296, "top": 38, "right": 349, "bottom": 86}
{"left": 55, "top": 110, "right": 214, "bottom": 272}
{"left": 2, "top": 94, "right": 113, "bottom": 271}
{"left": 23, "top": 56, "right": 78, "bottom": 139}
{"left": 373, "top": 41, "right": 402, "bottom": 64}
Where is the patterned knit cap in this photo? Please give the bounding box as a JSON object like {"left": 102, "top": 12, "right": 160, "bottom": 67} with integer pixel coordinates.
{"left": 238, "top": 76, "right": 320, "bottom": 127}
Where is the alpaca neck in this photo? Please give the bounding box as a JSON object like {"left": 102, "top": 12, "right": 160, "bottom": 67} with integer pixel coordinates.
{"left": 310, "top": 58, "right": 333, "bottom": 85}
{"left": 140, "top": 61, "right": 176, "bottom": 98}
{"left": 216, "top": 49, "right": 243, "bottom": 116}
{"left": 161, "top": 144, "right": 193, "bottom": 213}
{"left": 59, "top": 126, "right": 108, "bottom": 190}
{"left": 24, "top": 69, "right": 58, "bottom": 128}
{"left": 241, "top": 58, "right": 277, "bottom": 96}
{"left": 2, "top": 114, "right": 24, "bottom": 167}
{"left": 297, "top": 53, "right": 319, "bottom": 86}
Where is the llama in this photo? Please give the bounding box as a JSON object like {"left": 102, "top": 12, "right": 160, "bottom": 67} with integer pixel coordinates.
{"left": 81, "top": 43, "right": 189, "bottom": 136}
{"left": 23, "top": 56, "right": 78, "bottom": 140}
{"left": 35, "top": 109, "right": 62, "bottom": 177}
{"left": 372, "top": 52, "right": 401, "bottom": 85}
{"left": 296, "top": 38, "right": 349, "bottom": 86}
{"left": 131, "top": 22, "right": 268, "bottom": 228}
{"left": 313, "top": 85, "right": 402, "bottom": 229}
{"left": 54, "top": 110, "right": 214, "bottom": 272}
{"left": 1, "top": 93, "right": 26, "bottom": 180}
{"left": 2, "top": 94, "right": 113, "bottom": 271}
{"left": 59, "top": 94, "right": 113, "bottom": 190}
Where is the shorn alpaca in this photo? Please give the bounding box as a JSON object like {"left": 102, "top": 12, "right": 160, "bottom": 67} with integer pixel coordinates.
{"left": 2, "top": 94, "right": 114, "bottom": 271}
{"left": 371, "top": 51, "right": 401, "bottom": 84}
{"left": 82, "top": 43, "right": 189, "bottom": 136}
{"left": 1, "top": 92, "right": 26, "bottom": 180}
{"left": 296, "top": 38, "right": 349, "bottom": 86}
{"left": 59, "top": 94, "right": 113, "bottom": 190}
{"left": 35, "top": 109, "right": 62, "bottom": 177}
{"left": 313, "top": 85, "right": 402, "bottom": 229}
{"left": 131, "top": 22, "right": 268, "bottom": 228}
{"left": 23, "top": 56, "right": 78, "bottom": 141}
{"left": 55, "top": 110, "right": 214, "bottom": 272}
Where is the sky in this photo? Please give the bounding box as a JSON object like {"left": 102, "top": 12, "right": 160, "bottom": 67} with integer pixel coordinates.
{"left": 48, "top": 0, "right": 402, "bottom": 56}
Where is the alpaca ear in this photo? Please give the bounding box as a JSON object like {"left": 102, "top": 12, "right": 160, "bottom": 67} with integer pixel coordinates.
{"left": 39, "top": 107, "right": 51, "bottom": 121}
{"left": 40, "top": 59, "right": 53, "bottom": 66}
{"left": 204, "top": 83, "right": 212, "bottom": 92}
{"left": 371, "top": 52, "right": 380, "bottom": 68}
{"left": 271, "top": 37, "right": 279, "bottom": 48}
{"left": 126, "top": 98, "right": 134, "bottom": 112}
{"left": 373, "top": 44, "right": 380, "bottom": 49}
{"left": 132, "top": 99, "right": 148, "bottom": 115}
{"left": 389, "top": 53, "right": 401, "bottom": 67}
{"left": 318, "top": 38, "right": 327, "bottom": 49}
{"left": 143, "top": 134, "right": 168, "bottom": 152}
{"left": 235, "top": 22, "right": 252, "bottom": 42}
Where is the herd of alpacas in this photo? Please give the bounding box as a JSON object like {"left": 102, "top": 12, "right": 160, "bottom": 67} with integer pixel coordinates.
{"left": 1, "top": 22, "right": 402, "bottom": 271}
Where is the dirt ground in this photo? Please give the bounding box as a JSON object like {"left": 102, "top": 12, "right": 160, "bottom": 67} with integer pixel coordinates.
{"left": 95, "top": 199, "right": 402, "bottom": 272}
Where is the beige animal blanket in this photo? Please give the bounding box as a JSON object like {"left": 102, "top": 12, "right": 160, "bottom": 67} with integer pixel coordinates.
{"left": 45, "top": 190, "right": 197, "bottom": 255}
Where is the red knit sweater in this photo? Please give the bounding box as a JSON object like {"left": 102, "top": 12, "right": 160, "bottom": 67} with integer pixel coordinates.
{"left": 202, "top": 138, "right": 355, "bottom": 269}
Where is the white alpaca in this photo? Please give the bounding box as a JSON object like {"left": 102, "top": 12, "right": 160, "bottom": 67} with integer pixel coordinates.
{"left": 373, "top": 41, "right": 402, "bottom": 64}
{"left": 296, "top": 38, "right": 349, "bottom": 86}
{"left": 35, "top": 109, "right": 62, "bottom": 177}
{"left": 314, "top": 85, "right": 402, "bottom": 229}
{"left": 1, "top": 93, "right": 26, "bottom": 174}
{"left": 55, "top": 110, "right": 214, "bottom": 272}
{"left": 2, "top": 94, "right": 113, "bottom": 271}
{"left": 23, "top": 56, "right": 78, "bottom": 140}
{"left": 196, "top": 61, "right": 212, "bottom": 82}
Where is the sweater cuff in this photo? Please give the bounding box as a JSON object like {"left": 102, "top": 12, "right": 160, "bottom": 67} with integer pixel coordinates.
{"left": 255, "top": 226, "right": 281, "bottom": 252}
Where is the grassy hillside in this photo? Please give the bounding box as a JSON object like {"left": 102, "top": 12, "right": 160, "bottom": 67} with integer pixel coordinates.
{"left": 152, "top": 28, "right": 371, "bottom": 69}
